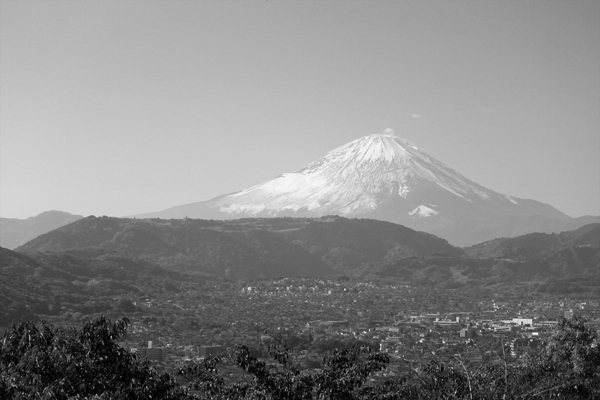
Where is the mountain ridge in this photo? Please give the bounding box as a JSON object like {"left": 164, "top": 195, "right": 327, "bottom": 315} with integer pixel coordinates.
{"left": 465, "top": 222, "right": 600, "bottom": 259}
{"left": 16, "top": 215, "right": 462, "bottom": 277}
{"left": 0, "top": 210, "right": 83, "bottom": 249}
{"left": 9, "top": 220, "right": 600, "bottom": 299}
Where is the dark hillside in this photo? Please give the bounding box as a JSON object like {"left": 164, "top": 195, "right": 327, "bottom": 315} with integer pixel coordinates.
{"left": 14, "top": 217, "right": 599, "bottom": 293}
{"left": 465, "top": 223, "right": 600, "bottom": 260}
{"left": 17, "top": 216, "right": 461, "bottom": 276}
{"left": 281, "top": 217, "right": 463, "bottom": 261}
{"left": 461, "top": 223, "right": 600, "bottom": 294}
{"left": 0, "top": 246, "right": 201, "bottom": 326}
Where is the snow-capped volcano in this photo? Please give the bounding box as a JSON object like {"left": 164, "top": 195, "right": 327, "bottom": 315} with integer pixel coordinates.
{"left": 136, "top": 130, "right": 593, "bottom": 246}
{"left": 206, "top": 131, "right": 516, "bottom": 216}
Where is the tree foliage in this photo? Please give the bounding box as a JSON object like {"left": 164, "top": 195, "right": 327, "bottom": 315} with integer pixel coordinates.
{"left": 0, "top": 317, "right": 181, "bottom": 399}
{"left": 1, "top": 315, "right": 599, "bottom": 399}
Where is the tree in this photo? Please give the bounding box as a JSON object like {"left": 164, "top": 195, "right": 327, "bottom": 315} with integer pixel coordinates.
{"left": 2, "top": 315, "right": 599, "bottom": 399}
{"left": 0, "top": 317, "right": 181, "bottom": 399}
{"left": 313, "top": 346, "right": 389, "bottom": 399}
{"left": 517, "top": 315, "right": 600, "bottom": 399}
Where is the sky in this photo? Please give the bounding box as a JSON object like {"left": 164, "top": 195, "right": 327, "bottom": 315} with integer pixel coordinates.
{"left": 1, "top": 0, "right": 599, "bottom": 219}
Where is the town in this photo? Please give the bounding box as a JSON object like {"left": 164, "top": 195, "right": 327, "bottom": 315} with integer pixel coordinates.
{"left": 119, "top": 277, "right": 600, "bottom": 375}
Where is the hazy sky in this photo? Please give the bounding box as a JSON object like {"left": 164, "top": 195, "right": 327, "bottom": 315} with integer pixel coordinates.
{"left": 1, "top": 0, "right": 599, "bottom": 219}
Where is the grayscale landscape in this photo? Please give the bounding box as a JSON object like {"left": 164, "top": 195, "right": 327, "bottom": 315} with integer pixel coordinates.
{"left": 1, "top": 1, "right": 598, "bottom": 399}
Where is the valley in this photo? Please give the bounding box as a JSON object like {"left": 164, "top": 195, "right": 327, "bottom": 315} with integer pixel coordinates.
{"left": 2, "top": 218, "right": 598, "bottom": 375}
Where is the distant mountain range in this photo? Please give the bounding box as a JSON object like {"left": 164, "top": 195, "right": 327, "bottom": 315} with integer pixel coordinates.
{"left": 13, "top": 215, "right": 599, "bottom": 288}
{"left": 2, "top": 216, "right": 598, "bottom": 326}
{"left": 134, "top": 131, "right": 599, "bottom": 246}
{"left": 3, "top": 132, "right": 596, "bottom": 248}
{"left": 16, "top": 216, "right": 462, "bottom": 278}
{"left": 0, "top": 211, "right": 83, "bottom": 249}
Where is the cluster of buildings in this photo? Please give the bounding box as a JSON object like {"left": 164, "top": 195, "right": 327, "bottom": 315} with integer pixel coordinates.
{"left": 132, "top": 340, "right": 225, "bottom": 363}
{"left": 121, "top": 278, "right": 599, "bottom": 371}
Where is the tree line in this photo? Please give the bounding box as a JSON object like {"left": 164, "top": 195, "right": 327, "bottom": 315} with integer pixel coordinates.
{"left": 1, "top": 315, "right": 599, "bottom": 399}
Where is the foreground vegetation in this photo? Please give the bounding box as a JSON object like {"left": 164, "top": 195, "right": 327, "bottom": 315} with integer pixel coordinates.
{"left": 1, "top": 316, "right": 598, "bottom": 399}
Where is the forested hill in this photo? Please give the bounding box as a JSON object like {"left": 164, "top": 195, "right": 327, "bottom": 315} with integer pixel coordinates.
{"left": 465, "top": 223, "right": 600, "bottom": 259}
{"left": 12, "top": 218, "right": 600, "bottom": 293}
{"left": 0, "top": 246, "right": 203, "bottom": 326}
{"left": 16, "top": 216, "right": 462, "bottom": 277}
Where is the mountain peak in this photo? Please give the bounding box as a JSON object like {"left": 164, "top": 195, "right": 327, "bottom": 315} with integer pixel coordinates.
{"left": 314, "top": 131, "right": 419, "bottom": 170}
{"left": 134, "top": 130, "right": 574, "bottom": 246}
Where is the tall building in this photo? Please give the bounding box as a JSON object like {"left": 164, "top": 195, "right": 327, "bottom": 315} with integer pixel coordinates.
{"left": 460, "top": 327, "right": 476, "bottom": 339}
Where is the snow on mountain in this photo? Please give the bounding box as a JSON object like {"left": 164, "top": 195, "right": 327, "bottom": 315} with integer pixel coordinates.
{"left": 409, "top": 205, "right": 439, "bottom": 218}
{"left": 195, "top": 131, "right": 516, "bottom": 216}
{"left": 136, "top": 130, "right": 587, "bottom": 246}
